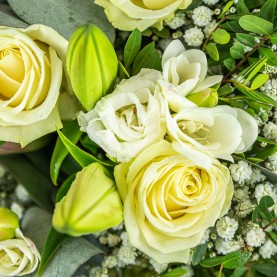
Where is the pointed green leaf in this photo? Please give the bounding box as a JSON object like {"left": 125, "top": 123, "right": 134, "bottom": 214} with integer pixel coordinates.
{"left": 251, "top": 264, "right": 277, "bottom": 277}
{"left": 259, "top": 47, "right": 277, "bottom": 66}
{"left": 151, "top": 27, "right": 171, "bottom": 38}
{"left": 257, "top": 136, "right": 277, "bottom": 145}
{"left": 161, "top": 268, "right": 187, "bottom": 277}
{"left": 230, "top": 45, "right": 245, "bottom": 59}
{"left": 124, "top": 28, "right": 142, "bottom": 68}
{"left": 50, "top": 121, "right": 82, "bottom": 186}
{"left": 266, "top": 231, "right": 277, "bottom": 245}
{"left": 236, "top": 33, "right": 256, "bottom": 47}
{"left": 57, "top": 128, "right": 115, "bottom": 168}
{"left": 224, "top": 58, "right": 236, "bottom": 70}
{"left": 236, "top": 0, "right": 250, "bottom": 14}
{"left": 212, "top": 29, "right": 230, "bottom": 44}
{"left": 218, "top": 84, "right": 234, "bottom": 96}
{"left": 205, "top": 43, "right": 219, "bottom": 61}
{"left": 55, "top": 174, "right": 76, "bottom": 203}
{"left": 222, "top": 251, "right": 251, "bottom": 269}
{"left": 219, "top": 1, "right": 234, "bottom": 18}
{"left": 251, "top": 74, "right": 269, "bottom": 90}
{"left": 231, "top": 265, "right": 247, "bottom": 277}
{"left": 118, "top": 60, "right": 130, "bottom": 80}
{"left": 244, "top": 56, "right": 267, "bottom": 84}
{"left": 192, "top": 243, "right": 208, "bottom": 266}
{"left": 222, "top": 21, "right": 245, "bottom": 33}
{"left": 270, "top": 32, "right": 277, "bottom": 44}
{"left": 259, "top": 0, "right": 276, "bottom": 23}
{"left": 239, "top": 15, "right": 273, "bottom": 35}
{"left": 199, "top": 256, "right": 223, "bottom": 267}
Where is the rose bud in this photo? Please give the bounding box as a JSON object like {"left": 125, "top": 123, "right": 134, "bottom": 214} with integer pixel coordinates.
{"left": 53, "top": 162, "right": 123, "bottom": 236}
{"left": 0, "top": 208, "right": 19, "bottom": 241}
{"left": 66, "top": 24, "right": 118, "bottom": 111}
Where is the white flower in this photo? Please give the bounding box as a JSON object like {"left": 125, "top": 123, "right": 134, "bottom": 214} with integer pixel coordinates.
{"left": 192, "top": 6, "right": 213, "bottom": 26}
{"left": 203, "top": 20, "right": 217, "bottom": 38}
{"left": 259, "top": 239, "right": 277, "bottom": 259}
{"left": 234, "top": 198, "right": 253, "bottom": 218}
{"left": 183, "top": 27, "right": 204, "bottom": 47}
{"left": 216, "top": 216, "right": 239, "bottom": 240}
{"left": 255, "top": 182, "right": 276, "bottom": 203}
{"left": 263, "top": 122, "right": 277, "bottom": 140}
{"left": 78, "top": 69, "right": 166, "bottom": 162}
{"left": 106, "top": 233, "right": 121, "bottom": 247}
{"left": 166, "top": 106, "right": 258, "bottom": 168}
{"left": 200, "top": 229, "right": 211, "bottom": 244}
{"left": 117, "top": 245, "right": 137, "bottom": 266}
{"left": 203, "top": 0, "right": 219, "bottom": 5}
{"left": 260, "top": 79, "right": 277, "bottom": 101}
{"left": 161, "top": 40, "right": 222, "bottom": 112}
{"left": 102, "top": 255, "right": 117, "bottom": 269}
{"left": 247, "top": 168, "right": 266, "bottom": 186}
{"left": 229, "top": 161, "right": 253, "bottom": 185}
{"left": 215, "top": 237, "right": 244, "bottom": 255}
{"left": 233, "top": 187, "right": 250, "bottom": 202}
{"left": 245, "top": 225, "right": 266, "bottom": 247}
{"left": 0, "top": 229, "right": 40, "bottom": 276}
{"left": 164, "top": 13, "right": 186, "bottom": 29}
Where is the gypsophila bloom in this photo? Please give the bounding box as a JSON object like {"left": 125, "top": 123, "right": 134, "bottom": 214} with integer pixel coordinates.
{"left": 260, "top": 79, "right": 277, "bottom": 101}
{"left": 214, "top": 8, "right": 221, "bottom": 15}
{"left": 203, "top": 0, "right": 219, "bottom": 5}
{"left": 246, "top": 169, "right": 266, "bottom": 186}
{"left": 203, "top": 20, "right": 217, "bottom": 38}
{"left": 107, "top": 233, "right": 121, "bottom": 247}
{"left": 267, "top": 154, "right": 277, "bottom": 172}
{"left": 255, "top": 182, "right": 276, "bottom": 203}
{"left": 232, "top": 73, "right": 246, "bottom": 84}
{"left": 200, "top": 229, "right": 211, "bottom": 244}
{"left": 233, "top": 186, "right": 250, "bottom": 202}
{"left": 229, "top": 7, "right": 236, "bottom": 13}
{"left": 259, "top": 239, "right": 277, "bottom": 259}
{"left": 264, "top": 64, "right": 277, "bottom": 74}
{"left": 216, "top": 216, "right": 239, "bottom": 240}
{"left": 149, "top": 259, "right": 168, "bottom": 274}
{"left": 263, "top": 122, "right": 277, "bottom": 140}
{"left": 234, "top": 198, "right": 253, "bottom": 218}
{"left": 164, "top": 13, "right": 186, "bottom": 29}
{"left": 172, "top": 30, "right": 183, "bottom": 39}
{"left": 102, "top": 255, "right": 117, "bottom": 269}
{"left": 250, "top": 252, "right": 260, "bottom": 261}
{"left": 192, "top": 6, "right": 213, "bottom": 26}
{"left": 215, "top": 237, "right": 244, "bottom": 255}
{"left": 183, "top": 27, "right": 204, "bottom": 46}
{"left": 120, "top": 232, "right": 133, "bottom": 247}
{"left": 229, "top": 161, "right": 253, "bottom": 185}
{"left": 117, "top": 245, "right": 137, "bottom": 266}
{"left": 245, "top": 225, "right": 266, "bottom": 247}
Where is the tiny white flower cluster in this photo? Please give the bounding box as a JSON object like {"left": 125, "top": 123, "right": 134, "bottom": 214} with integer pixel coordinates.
{"left": 215, "top": 236, "right": 244, "bottom": 255}
{"left": 216, "top": 216, "right": 239, "bottom": 240}
{"left": 229, "top": 161, "right": 253, "bottom": 185}
{"left": 183, "top": 27, "right": 204, "bottom": 46}
{"left": 192, "top": 6, "right": 213, "bottom": 26}
{"left": 260, "top": 79, "right": 277, "bottom": 101}
{"left": 263, "top": 121, "right": 277, "bottom": 141}
{"left": 165, "top": 13, "right": 186, "bottom": 30}
{"left": 203, "top": 0, "right": 219, "bottom": 5}
{"left": 245, "top": 224, "right": 266, "bottom": 247}
{"left": 255, "top": 182, "right": 277, "bottom": 203}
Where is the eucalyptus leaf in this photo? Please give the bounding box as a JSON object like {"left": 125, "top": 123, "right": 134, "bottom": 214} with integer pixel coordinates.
{"left": 258, "top": 47, "right": 277, "bottom": 66}
{"left": 212, "top": 29, "right": 230, "bottom": 44}
{"left": 230, "top": 45, "right": 245, "bottom": 59}
{"left": 221, "top": 251, "right": 251, "bottom": 269}
{"left": 239, "top": 15, "right": 273, "bottom": 35}
{"left": 0, "top": 3, "right": 28, "bottom": 28}
{"left": 205, "top": 43, "right": 219, "bottom": 61}
{"left": 7, "top": 0, "right": 115, "bottom": 41}
{"left": 236, "top": 33, "right": 256, "bottom": 47}
{"left": 251, "top": 74, "right": 269, "bottom": 90}
{"left": 40, "top": 237, "right": 102, "bottom": 277}
{"left": 259, "top": 0, "right": 276, "bottom": 23}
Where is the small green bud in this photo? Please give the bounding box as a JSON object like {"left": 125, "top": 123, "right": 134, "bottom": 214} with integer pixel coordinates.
{"left": 0, "top": 207, "right": 19, "bottom": 241}
{"left": 187, "top": 88, "right": 218, "bottom": 108}
{"left": 66, "top": 24, "right": 118, "bottom": 111}
{"left": 53, "top": 163, "right": 123, "bottom": 236}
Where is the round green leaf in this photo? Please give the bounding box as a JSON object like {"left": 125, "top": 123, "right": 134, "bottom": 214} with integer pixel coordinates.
{"left": 230, "top": 45, "right": 245, "bottom": 59}
{"left": 212, "top": 29, "right": 230, "bottom": 44}
{"left": 205, "top": 43, "right": 219, "bottom": 61}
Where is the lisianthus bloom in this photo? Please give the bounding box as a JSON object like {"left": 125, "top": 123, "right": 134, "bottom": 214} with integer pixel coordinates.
{"left": 166, "top": 105, "right": 258, "bottom": 168}
{"left": 78, "top": 69, "right": 166, "bottom": 162}
{"left": 0, "top": 24, "right": 79, "bottom": 147}
{"left": 114, "top": 140, "right": 233, "bottom": 264}
{"left": 160, "top": 40, "right": 223, "bottom": 112}
{"left": 0, "top": 229, "right": 40, "bottom": 276}
{"left": 94, "top": 0, "right": 192, "bottom": 31}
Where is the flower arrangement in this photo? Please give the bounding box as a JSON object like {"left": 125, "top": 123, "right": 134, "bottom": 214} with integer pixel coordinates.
{"left": 0, "top": 0, "right": 277, "bottom": 277}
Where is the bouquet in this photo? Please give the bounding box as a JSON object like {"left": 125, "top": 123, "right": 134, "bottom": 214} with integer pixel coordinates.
{"left": 0, "top": 0, "right": 276, "bottom": 276}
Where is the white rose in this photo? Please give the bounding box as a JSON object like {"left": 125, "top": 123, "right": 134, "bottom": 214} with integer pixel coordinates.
{"left": 94, "top": 0, "right": 192, "bottom": 31}
{"left": 0, "top": 229, "right": 40, "bottom": 276}
{"left": 114, "top": 140, "right": 233, "bottom": 264}
{"left": 0, "top": 24, "right": 79, "bottom": 147}
{"left": 167, "top": 105, "right": 258, "bottom": 168}
{"left": 78, "top": 69, "right": 166, "bottom": 162}
{"left": 160, "top": 40, "right": 223, "bottom": 112}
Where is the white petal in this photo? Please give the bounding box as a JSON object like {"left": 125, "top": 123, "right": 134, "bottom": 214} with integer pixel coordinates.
{"left": 162, "top": 40, "right": 185, "bottom": 66}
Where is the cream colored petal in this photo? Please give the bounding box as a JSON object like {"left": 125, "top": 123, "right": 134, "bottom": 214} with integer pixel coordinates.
{"left": 162, "top": 40, "right": 185, "bottom": 67}
{"left": 192, "top": 75, "right": 223, "bottom": 93}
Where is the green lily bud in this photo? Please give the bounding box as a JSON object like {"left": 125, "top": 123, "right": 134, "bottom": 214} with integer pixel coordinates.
{"left": 0, "top": 208, "right": 19, "bottom": 241}
{"left": 66, "top": 24, "right": 118, "bottom": 111}
{"left": 187, "top": 88, "right": 218, "bottom": 108}
{"left": 53, "top": 163, "right": 123, "bottom": 236}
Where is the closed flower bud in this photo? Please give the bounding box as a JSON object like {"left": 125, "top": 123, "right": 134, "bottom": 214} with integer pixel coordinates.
{"left": 0, "top": 208, "right": 19, "bottom": 241}
{"left": 66, "top": 24, "right": 118, "bottom": 111}
{"left": 53, "top": 162, "right": 123, "bottom": 236}
{"left": 187, "top": 88, "right": 218, "bottom": 108}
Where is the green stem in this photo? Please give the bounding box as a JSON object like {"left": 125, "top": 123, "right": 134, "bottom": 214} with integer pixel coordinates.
{"left": 217, "top": 265, "right": 223, "bottom": 277}
{"left": 263, "top": 218, "right": 277, "bottom": 231}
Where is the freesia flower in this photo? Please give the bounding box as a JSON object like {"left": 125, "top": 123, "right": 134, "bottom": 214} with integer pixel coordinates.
{"left": 0, "top": 229, "right": 40, "bottom": 276}
{"left": 160, "top": 39, "right": 223, "bottom": 112}
{"left": 0, "top": 208, "right": 19, "bottom": 241}
{"left": 114, "top": 140, "right": 233, "bottom": 264}
{"left": 166, "top": 105, "right": 258, "bottom": 168}
{"left": 0, "top": 24, "right": 79, "bottom": 147}
{"left": 94, "top": 0, "right": 192, "bottom": 31}
{"left": 78, "top": 69, "right": 166, "bottom": 162}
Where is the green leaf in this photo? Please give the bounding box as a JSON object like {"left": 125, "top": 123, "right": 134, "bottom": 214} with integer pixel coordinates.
{"left": 236, "top": 85, "right": 277, "bottom": 107}
{"left": 257, "top": 136, "right": 277, "bottom": 145}
{"left": 218, "top": 84, "right": 234, "bottom": 96}
{"left": 0, "top": 3, "right": 28, "bottom": 28}
{"left": 199, "top": 256, "right": 223, "bottom": 268}
{"left": 239, "top": 15, "right": 273, "bottom": 35}
{"left": 219, "top": 1, "right": 234, "bottom": 18}
{"left": 124, "top": 28, "right": 142, "bottom": 69}
{"left": 244, "top": 57, "right": 267, "bottom": 84}
{"left": 0, "top": 155, "right": 54, "bottom": 212}
{"left": 205, "top": 43, "right": 219, "bottom": 61}
{"left": 259, "top": 47, "right": 277, "bottom": 66}
{"left": 236, "top": 0, "right": 250, "bottom": 14}
{"left": 270, "top": 32, "right": 277, "bottom": 44}
{"left": 50, "top": 121, "right": 82, "bottom": 186}
{"left": 57, "top": 129, "right": 115, "bottom": 168}
{"left": 132, "top": 42, "right": 162, "bottom": 75}
{"left": 259, "top": 195, "right": 275, "bottom": 211}
{"left": 186, "top": 0, "right": 203, "bottom": 10}
{"left": 266, "top": 231, "right": 277, "bottom": 245}
{"left": 118, "top": 60, "right": 130, "bottom": 79}
{"left": 212, "top": 29, "right": 230, "bottom": 44}
{"left": 259, "top": 0, "right": 276, "bottom": 23}
{"left": 36, "top": 227, "right": 70, "bottom": 276}
{"left": 254, "top": 144, "right": 277, "bottom": 161}
{"left": 236, "top": 33, "right": 256, "bottom": 47}
{"left": 55, "top": 174, "right": 76, "bottom": 203}
{"left": 222, "top": 21, "right": 245, "bottom": 33}
{"left": 231, "top": 265, "right": 247, "bottom": 277}
{"left": 161, "top": 268, "right": 187, "bottom": 277}
{"left": 251, "top": 74, "right": 269, "bottom": 90}
{"left": 151, "top": 27, "right": 171, "bottom": 38}
{"left": 7, "top": 0, "right": 115, "bottom": 41}
{"left": 251, "top": 264, "right": 277, "bottom": 277}
{"left": 252, "top": 206, "right": 260, "bottom": 224}
{"left": 221, "top": 251, "right": 251, "bottom": 269}
{"left": 223, "top": 58, "right": 236, "bottom": 70}
{"left": 192, "top": 243, "right": 208, "bottom": 266}
{"left": 230, "top": 45, "right": 245, "bottom": 59}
